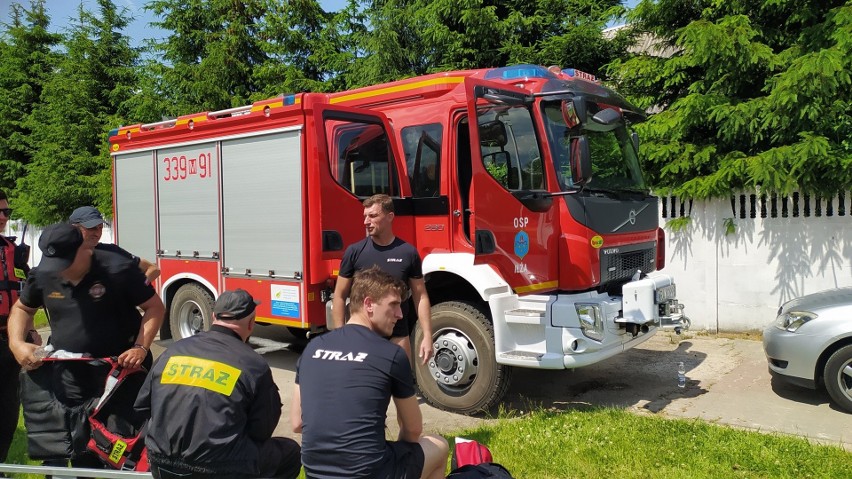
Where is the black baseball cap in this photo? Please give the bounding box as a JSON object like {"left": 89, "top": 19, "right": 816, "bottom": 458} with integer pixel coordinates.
{"left": 69, "top": 206, "right": 108, "bottom": 228}
{"left": 213, "top": 289, "right": 261, "bottom": 320}
{"left": 37, "top": 223, "right": 83, "bottom": 272}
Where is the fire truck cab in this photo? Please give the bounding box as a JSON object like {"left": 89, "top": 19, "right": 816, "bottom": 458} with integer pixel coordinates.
{"left": 110, "top": 64, "right": 687, "bottom": 414}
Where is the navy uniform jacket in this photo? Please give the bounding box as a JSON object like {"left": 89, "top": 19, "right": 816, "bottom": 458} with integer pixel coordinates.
{"left": 135, "top": 326, "right": 282, "bottom": 475}
{"left": 19, "top": 248, "right": 154, "bottom": 357}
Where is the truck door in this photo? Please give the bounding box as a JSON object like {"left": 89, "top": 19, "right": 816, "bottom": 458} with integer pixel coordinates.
{"left": 308, "top": 102, "right": 408, "bottom": 271}
{"left": 464, "top": 79, "right": 558, "bottom": 294}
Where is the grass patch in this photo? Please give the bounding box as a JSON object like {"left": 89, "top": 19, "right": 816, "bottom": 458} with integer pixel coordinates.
{"left": 4, "top": 411, "right": 41, "bottom": 479}
{"left": 447, "top": 407, "right": 851, "bottom": 478}
{"left": 33, "top": 310, "right": 48, "bottom": 329}
{"left": 6, "top": 407, "right": 849, "bottom": 478}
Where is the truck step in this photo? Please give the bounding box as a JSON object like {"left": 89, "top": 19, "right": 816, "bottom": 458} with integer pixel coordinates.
{"left": 499, "top": 350, "right": 543, "bottom": 361}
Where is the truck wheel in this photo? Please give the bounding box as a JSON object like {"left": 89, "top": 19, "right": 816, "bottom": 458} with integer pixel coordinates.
{"left": 413, "top": 301, "right": 512, "bottom": 415}
{"left": 824, "top": 344, "right": 852, "bottom": 413}
{"left": 169, "top": 284, "right": 214, "bottom": 340}
{"left": 287, "top": 327, "right": 309, "bottom": 340}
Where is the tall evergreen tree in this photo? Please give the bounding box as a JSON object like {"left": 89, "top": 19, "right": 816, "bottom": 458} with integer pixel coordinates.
{"left": 608, "top": 0, "right": 852, "bottom": 198}
{"left": 16, "top": 0, "right": 139, "bottom": 225}
{"left": 255, "top": 0, "right": 334, "bottom": 96}
{"left": 146, "top": 0, "right": 269, "bottom": 114}
{"left": 499, "top": 0, "right": 630, "bottom": 73}
{"left": 0, "top": 0, "right": 60, "bottom": 194}
{"left": 344, "top": 0, "right": 629, "bottom": 87}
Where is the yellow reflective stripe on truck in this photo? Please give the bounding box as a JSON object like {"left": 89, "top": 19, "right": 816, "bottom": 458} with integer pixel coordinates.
{"left": 514, "top": 280, "right": 559, "bottom": 294}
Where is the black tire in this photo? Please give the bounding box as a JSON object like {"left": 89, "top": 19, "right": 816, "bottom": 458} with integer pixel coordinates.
{"left": 413, "top": 301, "right": 512, "bottom": 415}
{"left": 169, "top": 284, "right": 215, "bottom": 340}
{"left": 287, "top": 327, "right": 309, "bottom": 340}
{"left": 824, "top": 344, "right": 852, "bottom": 413}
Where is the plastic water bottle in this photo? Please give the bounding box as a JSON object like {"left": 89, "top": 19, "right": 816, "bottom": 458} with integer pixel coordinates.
{"left": 677, "top": 361, "right": 686, "bottom": 388}
{"left": 33, "top": 344, "right": 54, "bottom": 360}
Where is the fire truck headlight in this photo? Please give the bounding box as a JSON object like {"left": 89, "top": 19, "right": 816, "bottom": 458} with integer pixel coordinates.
{"left": 576, "top": 304, "right": 604, "bottom": 341}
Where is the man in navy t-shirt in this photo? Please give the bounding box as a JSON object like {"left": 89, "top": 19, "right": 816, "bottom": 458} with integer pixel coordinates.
{"left": 331, "top": 194, "right": 433, "bottom": 364}
{"left": 292, "top": 267, "right": 448, "bottom": 478}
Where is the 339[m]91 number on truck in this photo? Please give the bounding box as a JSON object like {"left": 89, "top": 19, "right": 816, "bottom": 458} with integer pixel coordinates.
{"left": 109, "top": 64, "right": 689, "bottom": 415}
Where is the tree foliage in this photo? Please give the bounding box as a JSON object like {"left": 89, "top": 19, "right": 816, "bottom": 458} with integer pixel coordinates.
{"left": 15, "top": 0, "right": 138, "bottom": 225}
{"left": 14, "top": 0, "right": 850, "bottom": 225}
{"left": 0, "top": 0, "right": 60, "bottom": 194}
{"left": 345, "top": 0, "right": 628, "bottom": 86}
{"left": 608, "top": 0, "right": 852, "bottom": 198}
{"left": 145, "top": 0, "right": 270, "bottom": 113}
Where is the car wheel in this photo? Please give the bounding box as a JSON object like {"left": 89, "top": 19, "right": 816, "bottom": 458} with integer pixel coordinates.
{"left": 824, "top": 344, "right": 852, "bottom": 413}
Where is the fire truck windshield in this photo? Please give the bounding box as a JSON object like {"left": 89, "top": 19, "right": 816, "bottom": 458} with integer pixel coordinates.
{"left": 541, "top": 101, "right": 647, "bottom": 193}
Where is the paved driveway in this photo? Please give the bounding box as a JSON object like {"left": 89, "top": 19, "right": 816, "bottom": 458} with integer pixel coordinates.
{"left": 153, "top": 328, "right": 851, "bottom": 452}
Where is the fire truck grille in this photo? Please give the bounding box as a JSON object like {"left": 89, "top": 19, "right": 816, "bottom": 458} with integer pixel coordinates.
{"left": 600, "top": 247, "right": 656, "bottom": 285}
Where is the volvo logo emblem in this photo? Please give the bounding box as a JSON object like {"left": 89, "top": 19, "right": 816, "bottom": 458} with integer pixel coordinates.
{"left": 628, "top": 209, "right": 638, "bottom": 225}
{"left": 612, "top": 203, "right": 650, "bottom": 232}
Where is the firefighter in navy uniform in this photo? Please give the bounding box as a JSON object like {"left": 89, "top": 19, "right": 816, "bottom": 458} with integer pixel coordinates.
{"left": 135, "top": 289, "right": 301, "bottom": 479}
{"left": 6, "top": 222, "right": 164, "bottom": 472}
{"left": 0, "top": 189, "right": 35, "bottom": 466}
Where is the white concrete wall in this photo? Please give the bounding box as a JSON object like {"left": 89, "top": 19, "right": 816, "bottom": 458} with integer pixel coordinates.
{"left": 659, "top": 193, "right": 852, "bottom": 332}
{"left": 7, "top": 192, "right": 850, "bottom": 332}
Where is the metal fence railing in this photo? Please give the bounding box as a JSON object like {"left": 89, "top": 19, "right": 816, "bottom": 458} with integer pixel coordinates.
{"left": 0, "top": 463, "right": 151, "bottom": 477}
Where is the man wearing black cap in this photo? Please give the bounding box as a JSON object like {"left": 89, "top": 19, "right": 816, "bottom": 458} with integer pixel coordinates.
{"left": 6, "top": 222, "right": 165, "bottom": 470}
{"left": 70, "top": 205, "right": 160, "bottom": 283}
{"left": 136, "top": 289, "right": 301, "bottom": 479}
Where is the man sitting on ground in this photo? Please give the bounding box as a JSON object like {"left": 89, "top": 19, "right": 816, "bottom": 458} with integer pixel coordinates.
{"left": 136, "top": 289, "right": 301, "bottom": 479}
{"left": 291, "top": 266, "right": 449, "bottom": 478}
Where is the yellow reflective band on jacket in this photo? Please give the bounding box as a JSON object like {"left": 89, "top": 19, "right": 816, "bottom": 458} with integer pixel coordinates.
{"left": 160, "top": 355, "right": 242, "bottom": 396}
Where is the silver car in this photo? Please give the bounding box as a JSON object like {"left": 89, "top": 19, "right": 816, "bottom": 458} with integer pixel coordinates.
{"left": 763, "top": 287, "right": 852, "bottom": 413}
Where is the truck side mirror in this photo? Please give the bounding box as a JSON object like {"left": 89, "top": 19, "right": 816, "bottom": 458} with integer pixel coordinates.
{"left": 591, "top": 107, "right": 621, "bottom": 126}
{"left": 571, "top": 136, "right": 592, "bottom": 186}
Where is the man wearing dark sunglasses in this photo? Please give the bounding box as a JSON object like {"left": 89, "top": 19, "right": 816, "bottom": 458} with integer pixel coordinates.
{"left": 0, "top": 189, "right": 35, "bottom": 466}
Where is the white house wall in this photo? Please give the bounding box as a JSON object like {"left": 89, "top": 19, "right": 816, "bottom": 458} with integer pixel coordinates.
{"left": 660, "top": 192, "right": 852, "bottom": 332}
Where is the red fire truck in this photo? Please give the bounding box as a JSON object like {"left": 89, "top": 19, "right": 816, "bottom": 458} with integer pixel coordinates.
{"left": 109, "top": 64, "right": 688, "bottom": 414}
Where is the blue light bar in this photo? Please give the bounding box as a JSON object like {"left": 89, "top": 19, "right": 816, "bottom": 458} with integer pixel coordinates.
{"left": 108, "top": 128, "right": 119, "bottom": 137}
{"left": 283, "top": 95, "right": 296, "bottom": 106}
{"left": 485, "top": 64, "right": 554, "bottom": 81}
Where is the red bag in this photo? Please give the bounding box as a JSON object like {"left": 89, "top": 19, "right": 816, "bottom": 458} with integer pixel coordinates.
{"left": 85, "top": 358, "right": 150, "bottom": 471}
{"left": 451, "top": 437, "right": 494, "bottom": 469}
